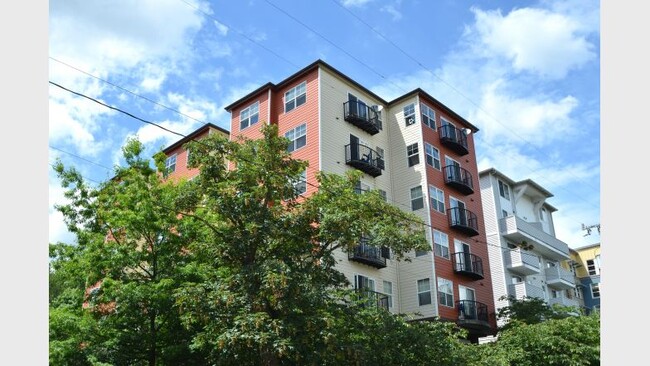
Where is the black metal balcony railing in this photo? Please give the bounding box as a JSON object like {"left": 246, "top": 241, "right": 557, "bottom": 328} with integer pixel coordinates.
{"left": 439, "top": 124, "right": 469, "bottom": 156}
{"left": 452, "top": 252, "right": 484, "bottom": 280}
{"left": 349, "top": 237, "right": 388, "bottom": 268}
{"left": 447, "top": 207, "right": 479, "bottom": 236}
{"left": 343, "top": 101, "right": 381, "bottom": 135}
{"left": 345, "top": 143, "right": 385, "bottom": 177}
{"left": 456, "top": 300, "right": 488, "bottom": 322}
{"left": 355, "top": 288, "right": 390, "bottom": 311}
{"left": 443, "top": 165, "right": 474, "bottom": 195}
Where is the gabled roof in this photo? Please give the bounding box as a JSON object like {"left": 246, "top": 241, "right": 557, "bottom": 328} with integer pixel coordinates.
{"left": 223, "top": 59, "right": 479, "bottom": 131}
{"left": 162, "top": 123, "right": 229, "bottom": 154}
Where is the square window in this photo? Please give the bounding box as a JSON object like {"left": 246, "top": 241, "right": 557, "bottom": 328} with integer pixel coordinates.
{"left": 240, "top": 101, "right": 260, "bottom": 130}
{"left": 404, "top": 103, "right": 416, "bottom": 126}
{"left": 285, "top": 81, "right": 307, "bottom": 113}
{"left": 417, "top": 278, "right": 432, "bottom": 306}
{"left": 285, "top": 123, "right": 307, "bottom": 152}
{"left": 407, "top": 143, "right": 420, "bottom": 167}
{"left": 433, "top": 230, "right": 449, "bottom": 259}
{"left": 421, "top": 104, "right": 436, "bottom": 130}
{"left": 429, "top": 185, "right": 445, "bottom": 213}
{"left": 410, "top": 186, "right": 424, "bottom": 211}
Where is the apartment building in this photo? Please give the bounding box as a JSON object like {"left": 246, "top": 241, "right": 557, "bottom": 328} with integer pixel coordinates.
{"left": 185, "top": 59, "right": 495, "bottom": 342}
{"left": 570, "top": 243, "right": 601, "bottom": 313}
{"left": 478, "top": 168, "right": 579, "bottom": 326}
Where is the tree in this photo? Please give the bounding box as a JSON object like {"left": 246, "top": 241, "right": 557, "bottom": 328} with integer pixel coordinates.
{"left": 51, "top": 138, "right": 209, "bottom": 365}
{"left": 496, "top": 295, "right": 581, "bottom": 331}
{"left": 173, "top": 124, "right": 432, "bottom": 365}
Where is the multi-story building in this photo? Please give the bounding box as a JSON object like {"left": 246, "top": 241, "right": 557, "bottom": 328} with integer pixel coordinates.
{"left": 478, "top": 168, "right": 578, "bottom": 327}
{"left": 570, "top": 243, "right": 601, "bottom": 313}
{"left": 198, "top": 59, "right": 497, "bottom": 342}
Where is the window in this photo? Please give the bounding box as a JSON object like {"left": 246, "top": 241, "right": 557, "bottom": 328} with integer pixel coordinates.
{"left": 586, "top": 259, "right": 599, "bottom": 275}
{"left": 404, "top": 103, "right": 416, "bottom": 126}
{"left": 417, "top": 278, "right": 432, "bottom": 306}
{"left": 285, "top": 123, "right": 307, "bottom": 152}
{"left": 574, "top": 287, "right": 583, "bottom": 299}
{"left": 376, "top": 146, "right": 385, "bottom": 160}
{"left": 424, "top": 143, "right": 441, "bottom": 170}
{"left": 415, "top": 246, "right": 429, "bottom": 257}
{"left": 285, "top": 81, "right": 306, "bottom": 112}
{"left": 410, "top": 186, "right": 424, "bottom": 211}
{"left": 590, "top": 283, "right": 600, "bottom": 298}
{"left": 185, "top": 149, "right": 191, "bottom": 167}
{"left": 378, "top": 189, "right": 387, "bottom": 201}
{"left": 551, "top": 289, "right": 560, "bottom": 299}
{"left": 407, "top": 143, "right": 420, "bottom": 167}
{"left": 383, "top": 280, "right": 393, "bottom": 309}
{"left": 240, "top": 101, "right": 260, "bottom": 130}
{"left": 421, "top": 104, "right": 436, "bottom": 129}
{"left": 429, "top": 185, "right": 445, "bottom": 213}
{"left": 540, "top": 207, "right": 546, "bottom": 221}
{"left": 437, "top": 277, "right": 454, "bottom": 307}
{"left": 165, "top": 154, "right": 177, "bottom": 174}
{"left": 498, "top": 179, "right": 510, "bottom": 200}
{"left": 371, "top": 105, "right": 383, "bottom": 130}
{"left": 433, "top": 230, "right": 449, "bottom": 259}
{"left": 292, "top": 170, "right": 307, "bottom": 196}
{"left": 354, "top": 181, "right": 371, "bottom": 194}
{"left": 502, "top": 210, "right": 509, "bottom": 218}
{"left": 511, "top": 275, "right": 523, "bottom": 284}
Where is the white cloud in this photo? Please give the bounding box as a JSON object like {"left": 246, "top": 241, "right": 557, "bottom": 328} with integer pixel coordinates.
{"left": 469, "top": 80, "right": 579, "bottom": 146}
{"left": 341, "top": 0, "right": 374, "bottom": 7}
{"left": 380, "top": 5, "right": 402, "bottom": 21}
{"left": 469, "top": 6, "right": 597, "bottom": 79}
{"left": 214, "top": 20, "right": 229, "bottom": 36}
{"left": 49, "top": 178, "right": 76, "bottom": 245}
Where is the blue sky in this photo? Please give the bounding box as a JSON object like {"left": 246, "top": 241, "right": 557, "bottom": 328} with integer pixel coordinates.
{"left": 48, "top": 0, "right": 601, "bottom": 249}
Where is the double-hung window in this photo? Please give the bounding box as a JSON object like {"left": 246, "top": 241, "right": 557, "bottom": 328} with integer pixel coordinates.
{"left": 437, "top": 277, "right": 454, "bottom": 307}
{"left": 591, "top": 283, "right": 600, "bottom": 298}
{"left": 410, "top": 186, "right": 424, "bottom": 211}
{"left": 433, "top": 229, "right": 450, "bottom": 259}
{"left": 407, "top": 143, "right": 420, "bottom": 167}
{"left": 417, "top": 278, "right": 432, "bottom": 306}
{"left": 404, "top": 103, "right": 416, "bottom": 126}
{"left": 285, "top": 123, "right": 307, "bottom": 152}
{"left": 498, "top": 180, "right": 510, "bottom": 200}
{"left": 240, "top": 101, "right": 260, "bottom": 130}
{"left": 383, "top": 281, "right": 393, "bottom": 309}
{"left": 424, "top": 143, "right": 441, "bottom": 170}
{"left": 421, "top": 104, "right": 436, "bottom": 130}
{"left": 429, "top": 185, "right": 445, "bottom": 213}
{"left": 285, "top": 81, "right": 306, "bottom": 112}
{"left": 165, "top": 154, "right": 177, "bottom": 174}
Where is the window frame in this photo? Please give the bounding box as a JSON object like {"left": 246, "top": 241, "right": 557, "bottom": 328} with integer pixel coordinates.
{"left": 429, "top": 185, "right": 445, "bottom": 213}
{"left": 424, "top": 143, "right": 441, "bottom": 170}
{"left": 284, "top": 81, "right": 307, "bottom": 113}
{"left": 498, "top": 179, "right": 511, "bottom": 200}
{"left": 437, "top": 277, "right": 454, "bottom": 307}
{"left": 407, "top": 143, "right": 420, "bottom": 167}
{"left": 292, "top": 170, "right": 307, "bottom": 196}
{"left": 410, "top": 185, "right": 424, "bottom": 211}
{"left": 590, "top": 283, "right": 600, "bottom": 298}
{"left": 433, "top": 229, "right": 450, "bottom": 259}
{"left": 165, "top": 154, "right": 177, "bottom": 174}
{"left": 239, "top": 101, "right": 260, "bottom": 130}
{"left": 404, "top": 103, "right": 416, "bottom": 126}
{"left": 417, "top": 278, "right": 432, "bottom": 306}
{"left": 421, "top": 103, "right": 436, "bottom": 130}
{"left": 285, "top": 123, "right": 307, "bottom": 152}
{"left": 383, "top": 280, "right": 393, "bottom": 309}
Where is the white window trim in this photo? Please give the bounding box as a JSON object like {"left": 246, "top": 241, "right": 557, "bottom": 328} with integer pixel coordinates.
{"left": 284, "top": 81, "right": 307, "bottom": 113}
{"left": 437, "top": 277, "right": 454, "bottom": 308}
{"left": 285, "top": 123, "right": 307, "bottom": 152}
{"left": 404, "top": 103, "right": 416, "bottom": 126}
{"left": 428, "top": 185, "right": 445, "bottom": 214}
{"left": 407, "top": 143, "right": 420, "bottom": 167}
{"left": 421, "top": 103, "right": 436, "bottom": 130}
{"left": 240, "top": 101, "right": 260, "bottom": 130}
{"left": 424, "top": 143, "right": 441, "bottom": 170}
{"left": 417, "top": 278, "right": 432, "bottom": 306}
{"left": 410, "top": 185, "right": 424, "bottom": 211}
{"left": 165, "top": 154, "right": 177, "bottom": 173}
{"left": 433, "top": 229, "right": 450, "bottom": 260}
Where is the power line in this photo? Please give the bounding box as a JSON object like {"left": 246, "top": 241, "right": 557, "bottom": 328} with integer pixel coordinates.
{"left": 49, "top": 145, "right": 114, "bottom": 171}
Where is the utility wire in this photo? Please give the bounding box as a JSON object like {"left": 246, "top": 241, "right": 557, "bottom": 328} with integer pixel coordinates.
{"left": 49, "top": 145, "right": 114, "bottom": 171}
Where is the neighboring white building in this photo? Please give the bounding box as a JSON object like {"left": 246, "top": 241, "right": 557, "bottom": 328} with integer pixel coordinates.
{"left": 478, "top": 168, "right": 578, "bottom": 327}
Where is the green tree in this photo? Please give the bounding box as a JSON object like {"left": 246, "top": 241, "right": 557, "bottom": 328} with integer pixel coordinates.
{"left": 173, "top": 124, "right": 433, "bottom": 365}
{"left": 496, "top": 295, "right": 580, "bottom": 331}
{"left": 51, "top": 138, "right": 209, "bottom": 365}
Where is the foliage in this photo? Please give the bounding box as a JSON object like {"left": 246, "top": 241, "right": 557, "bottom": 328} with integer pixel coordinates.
{"left": 496, "top": 295, "right": 581, "bottom": 331}
{"left": 51, "top": 138, "right": 209, "bottom": 365}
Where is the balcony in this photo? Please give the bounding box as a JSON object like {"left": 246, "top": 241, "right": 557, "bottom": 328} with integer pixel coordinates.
{"left": 506, "top": 248, "right": 540, "bottom": 276}
{"left": 452, "top": 252, "right": 484, "bottom": 280}
{"left": 548, "top": 295, "right": 580, "bottom": 308}
{"left": 499, "top": 216, "right": 570, "bottom": 260}
{"left": 456, "top": 300, "right": 491, "bottom": 335}
{"left": 443, "top": 165, "right": 474, "bottom": 195}
{"left": 355, "top": 288, "right": 389, "bottom": 311}
{"left": 343, "top": 101, "right": 381, "bottom": 135}
{"left": 348, "top": 237, "right": 388, "bottom": 269}
{"left": 447, "top": 207, "right": 479, "bottom": 236}
{"left": 545, "top": 266, "right": 575, "bottom": 290}
{"left": 345, "top": 143, "right": 385, "bottom": 177}
{"left": 508, "top": 282, "right": 545, "bottom": 301}
{"left": 439, "top": 124, "right": 469, "bottom": 156}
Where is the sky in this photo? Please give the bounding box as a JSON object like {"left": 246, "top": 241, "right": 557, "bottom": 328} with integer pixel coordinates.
{"left": 48, "top": 0, "right": 601, "bottom": 249}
